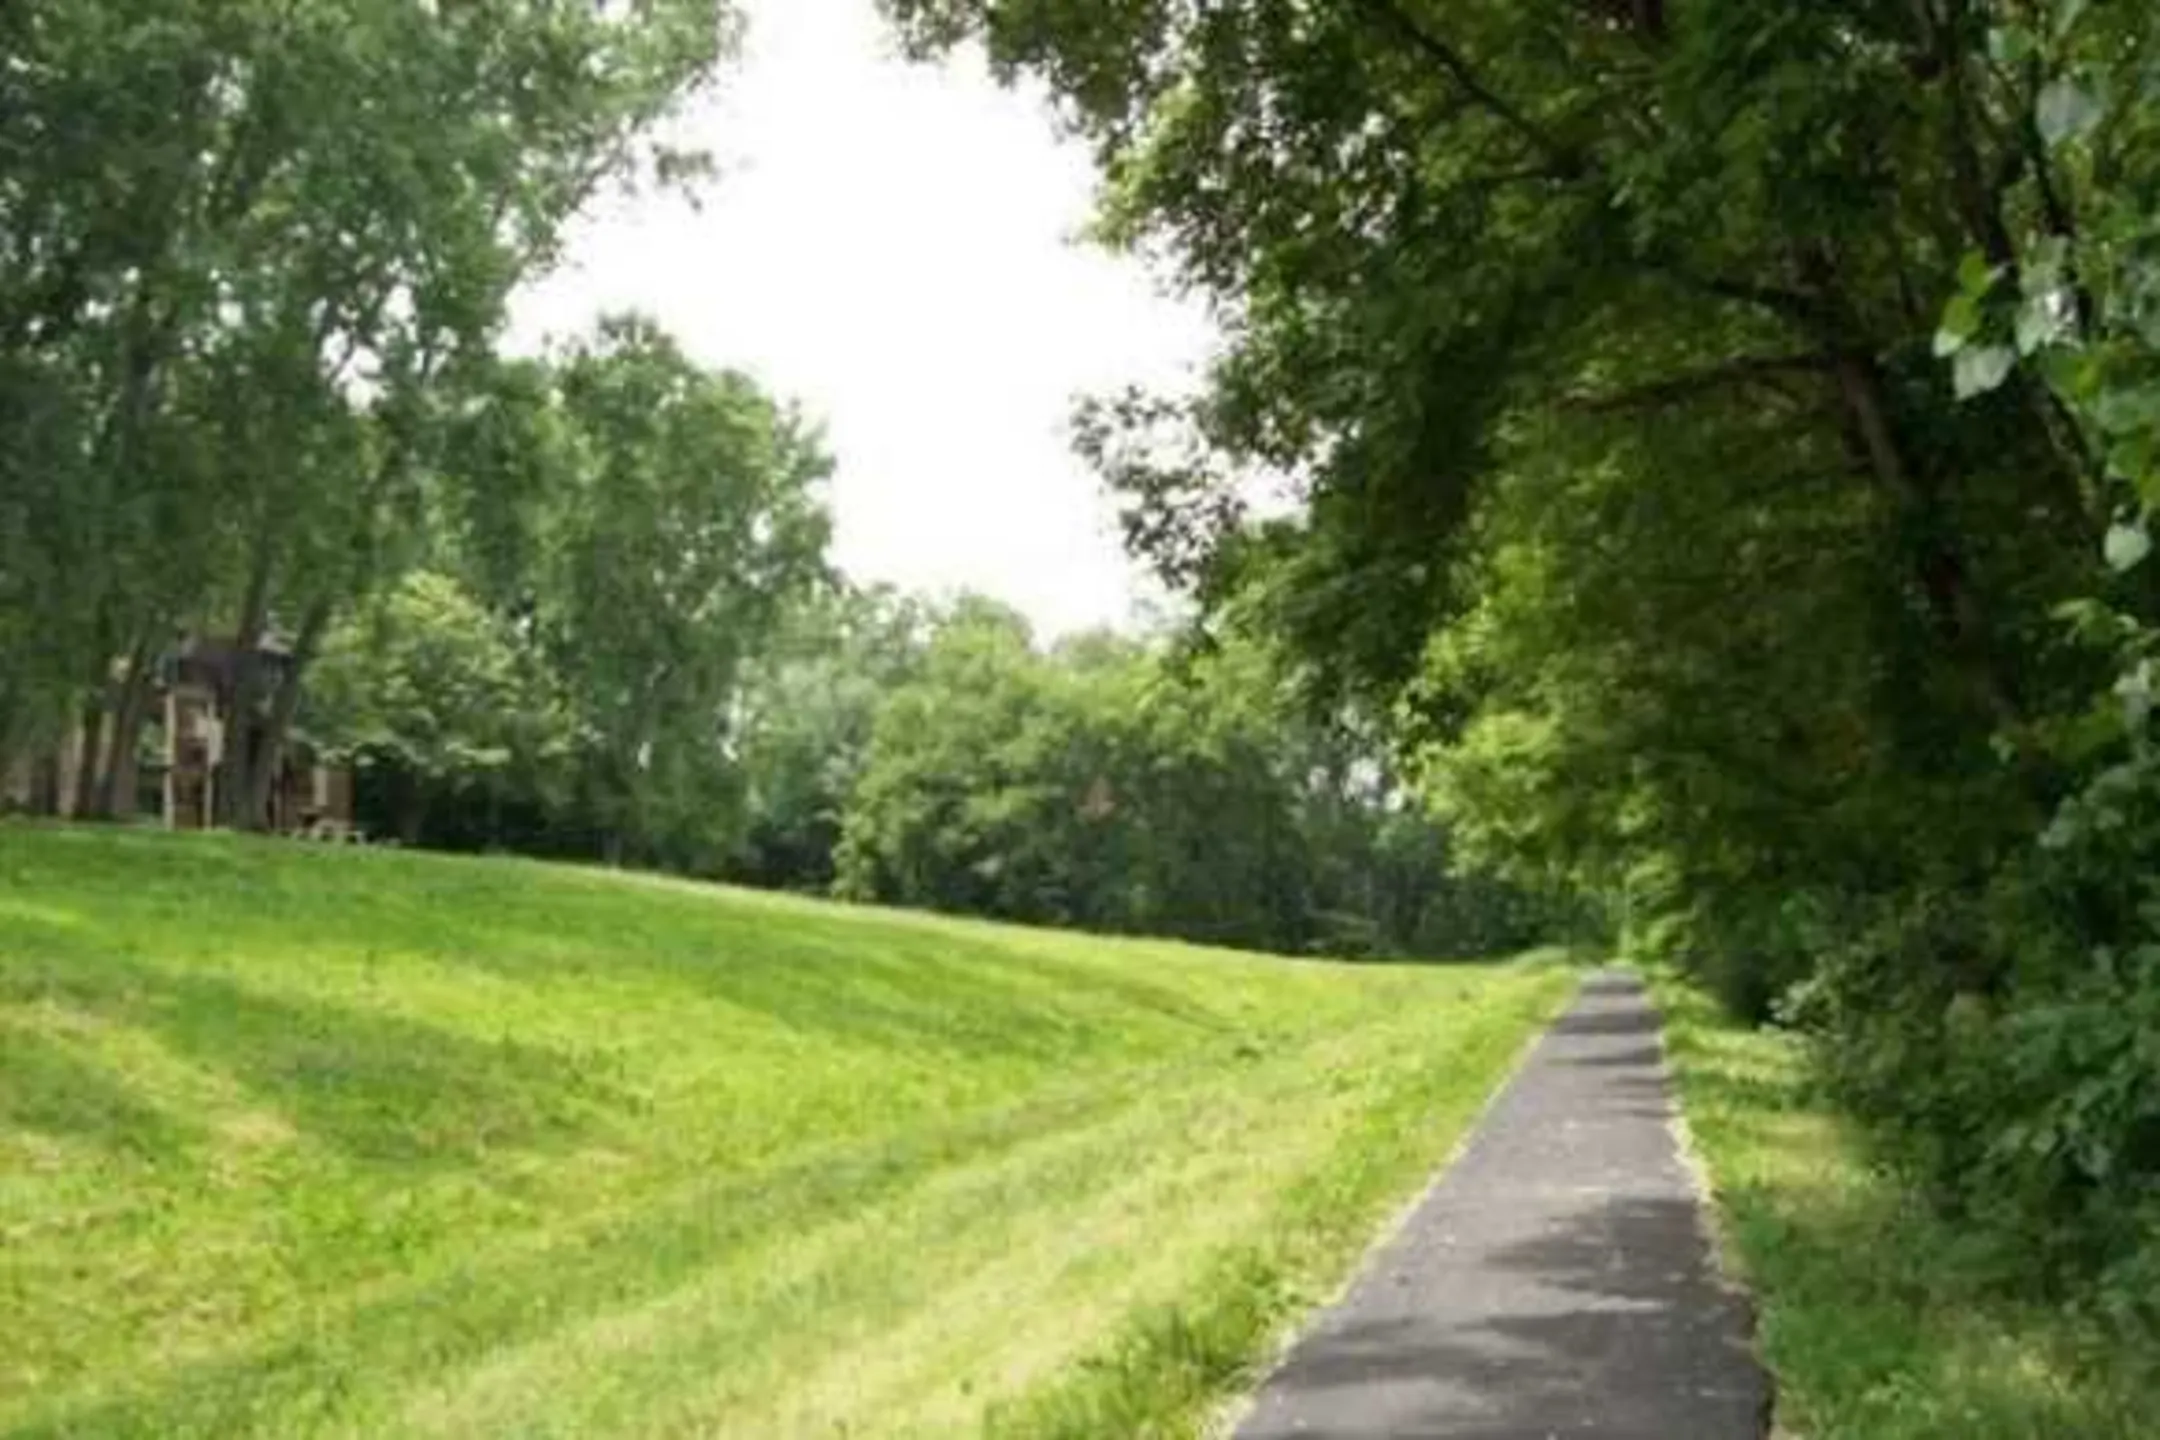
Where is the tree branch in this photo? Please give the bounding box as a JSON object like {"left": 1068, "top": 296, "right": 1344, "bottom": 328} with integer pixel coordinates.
{"left": 1347, "top": 0, "right": 1579, "bottom": 170}
{"left": 1561, "top": 353, "right": 1835, "bottom": 413}
{"left": 1639, "top": 264, "right": 1829, "bottom": 327}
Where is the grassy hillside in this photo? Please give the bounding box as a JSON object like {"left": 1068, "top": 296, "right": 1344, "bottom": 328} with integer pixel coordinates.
{"left": 0, "top": 825, "right": 1571, "bottom": 1438}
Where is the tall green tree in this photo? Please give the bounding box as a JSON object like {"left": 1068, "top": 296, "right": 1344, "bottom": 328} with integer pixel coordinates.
{"left": 0, "top": 0, "right": 734, "bottom": 824}
{"left": 540, "top": 316, "right": 834, "bottom": 868}
{"left": 875, "top": 0, "right": 2120, "bottom": 953}
{"left": 731, "top": 583, "right": 931, "bottom": 891}
{"left": 304, "top": 569, "right": 556, "bottom": 842}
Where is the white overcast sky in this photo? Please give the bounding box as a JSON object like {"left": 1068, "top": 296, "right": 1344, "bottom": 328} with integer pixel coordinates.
{"left": 510, "top": 0, "right": 1218, "bottom": 637}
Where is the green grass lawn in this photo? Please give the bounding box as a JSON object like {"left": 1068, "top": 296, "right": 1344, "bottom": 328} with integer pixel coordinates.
{"left": 0, "top": 824, "right": 1571, "bottom": 1438}
{"left": 1650, "top": 973, "right": 2157, "bottom": 1439}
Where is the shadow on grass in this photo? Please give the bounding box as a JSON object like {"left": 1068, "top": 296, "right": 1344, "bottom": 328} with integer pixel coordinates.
{"left": 3, "top": 946, "right": 611, "bottom": 1168}
{"left": 4, "top": 828, "right": 1367, "bottom": 1080}
{"left": 0, "top": 1023, "right": 194, "bottom": 1157}
{"left": 1712, "top": 1157, "right": 2154, "bottom": 1435}
{"left": 2, "top": 861, "right": 1200, "bottom": 1170}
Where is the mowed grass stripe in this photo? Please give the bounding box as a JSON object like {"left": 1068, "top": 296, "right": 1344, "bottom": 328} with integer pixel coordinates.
{"left": 393, "top": 1035, "right": 1325, "bottom": 1438}
{"left": 13, "top": 1083, "right": 1133, "bottom": 1437}
{"left": 1, "top": 825, "right": 1570, "bottom": 1437}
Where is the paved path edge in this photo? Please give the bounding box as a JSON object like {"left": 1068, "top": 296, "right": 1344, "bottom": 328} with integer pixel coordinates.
{"left": 1209, "top": 980, "right": 1571, "bottom": 1437}
{"left": 1226, "top": 969, "right": 1772, "bottom": 1440}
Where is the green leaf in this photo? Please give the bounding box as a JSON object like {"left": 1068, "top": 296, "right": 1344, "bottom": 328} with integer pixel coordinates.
{"left": 2131, "top": 452, "right": 2160, "bottom": 512}
{"left": 2104, "top": 522, "right": 2151, "bottom": 573}
{"left": 2029, "top": 234, "right": 2070, "bottom": 283}
{"left": 1989, "top": 25, "right": 2035, "bottom": 66}
{"left": 2046, "top": 347, "right": 2106, "bottom": 404}
{"left": 1953, "top": 345, "right": 2016, "bottom": 400}
{"left": 1956, "top": 250, "right": 1998, "bottom": 297}
{"left": 2107, "top": 431, "right": 2158, "bottom": 493}
{"left": 1936, "top": 293, "right": 1981, "bottom": 356}
{"left": 2037, "top": 78, "right": 2104, "bottom": 147}
{"left": 2094, "top": 387, "right": 2160, "bottom": 436}
{"left": 2016, "top": 292, "right": 2069, "bottom": 355}
{"left": 2118, "top": 660, "right": 2155, "bottom": 730}
{"left": 2054, "top": 0, "right": 2092, "bottom": 40}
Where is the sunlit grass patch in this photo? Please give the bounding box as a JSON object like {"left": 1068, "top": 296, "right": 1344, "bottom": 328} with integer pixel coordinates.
{"left": 0, "top": 823, "right": 1570, "bottom": 1437}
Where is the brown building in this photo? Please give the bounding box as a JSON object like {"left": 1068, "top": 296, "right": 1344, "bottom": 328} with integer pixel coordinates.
{"left": 3, "top": 636, "right": 354, "bottom": 834}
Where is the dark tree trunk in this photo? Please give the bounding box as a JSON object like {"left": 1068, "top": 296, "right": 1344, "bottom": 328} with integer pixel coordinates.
{"left": 92, "top": 636, "right": 155, "bottom": 819}
{"left": 30, "top": 749, "right": 62, "bottom": 816}
{"left": 68, "top": 696, "right": 106, "bottom": 820}
{"left": 237, "top": 597, "right": 332, "bottom": 832}
{"left": 218, "top": 534, "right": 277, "bottom": 828}
{"left": 1829, "top": 350, "right": 2025, "bottom": 732}
{"left": 395, "top": 771, "right": 429, "bottom": 846}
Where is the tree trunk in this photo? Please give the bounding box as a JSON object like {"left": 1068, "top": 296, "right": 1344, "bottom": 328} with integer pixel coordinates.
{"left": 237, "top": 596, "right": 333, "bottom": 832}
{"left": 92, "top": 635, "right": 156, "bottom": 820}
{"left": 30, "top": 749, "right": 62, "bottom": 816}
{"left": 1829, "top": 350, "right": 2024, "bottom": 731}
{"left": 68, "top": 696, "right": 106, "bottom": 820}
{"left": 395, "top": 770, "right": 429, "bottom": 846}
{"left": 218, "top": 534, "right": 277, "bottom": 828}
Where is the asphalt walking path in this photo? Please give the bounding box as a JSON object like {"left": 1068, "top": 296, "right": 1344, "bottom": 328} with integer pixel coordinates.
{"left": 1234, "top": 970, "right": 1768, "bottom": 1439}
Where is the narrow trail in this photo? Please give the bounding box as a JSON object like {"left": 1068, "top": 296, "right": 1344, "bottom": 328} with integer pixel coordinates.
{"left": 1234, "top": 971, "right": 1768, "bottom": 1439}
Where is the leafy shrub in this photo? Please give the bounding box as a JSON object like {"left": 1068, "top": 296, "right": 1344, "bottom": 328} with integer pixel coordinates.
{"left": 1789, "top": 862, "right": 2160, "bottom": 1328}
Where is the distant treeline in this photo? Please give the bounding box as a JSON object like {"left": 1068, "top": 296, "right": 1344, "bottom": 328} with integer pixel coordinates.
{"left": 336, "top": 582, "right": 1560, "bottom": 962}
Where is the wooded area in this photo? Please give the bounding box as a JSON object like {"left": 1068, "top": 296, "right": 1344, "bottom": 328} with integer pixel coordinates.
{"left": 0, "top": 0, "right": 1542, "bottom": 963}
{"left": 0, "top": 0, "right": 738, "bottom": 832}
{"left": 889, "top": 0, "right": 2160, "bottom": 1335}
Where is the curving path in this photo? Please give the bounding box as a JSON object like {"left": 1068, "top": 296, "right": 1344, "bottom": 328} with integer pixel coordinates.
{"left": 1233, "top": 971, "right": 1769, "bottom": 1439}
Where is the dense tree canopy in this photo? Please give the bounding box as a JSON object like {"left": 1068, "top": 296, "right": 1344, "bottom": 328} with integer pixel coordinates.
{"left": 887, "top": 0, "right": 2160, "bottom": 1320}
{"left": 306, "top": 568, "right": 542, "bottom": 841}
{"left": 729, "top": 585, "right": 934, "bottom": 892}
{"left": 312, "top": 571, "right": 1544, "bottom": 958}
{"left": 298, "top": 321, "right": 833, "bottom": 865}
{"left": 0, "top": 0, "right": 731, "bottom": 824}
{"left": 830, "top": 596, "right": 1548, "bottom": 955}
{"left": 538, "top": 318, "right": 834, "bottom": 867}
{"left": 33, "top": 3, "right": 2160, "bottom": 1316}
